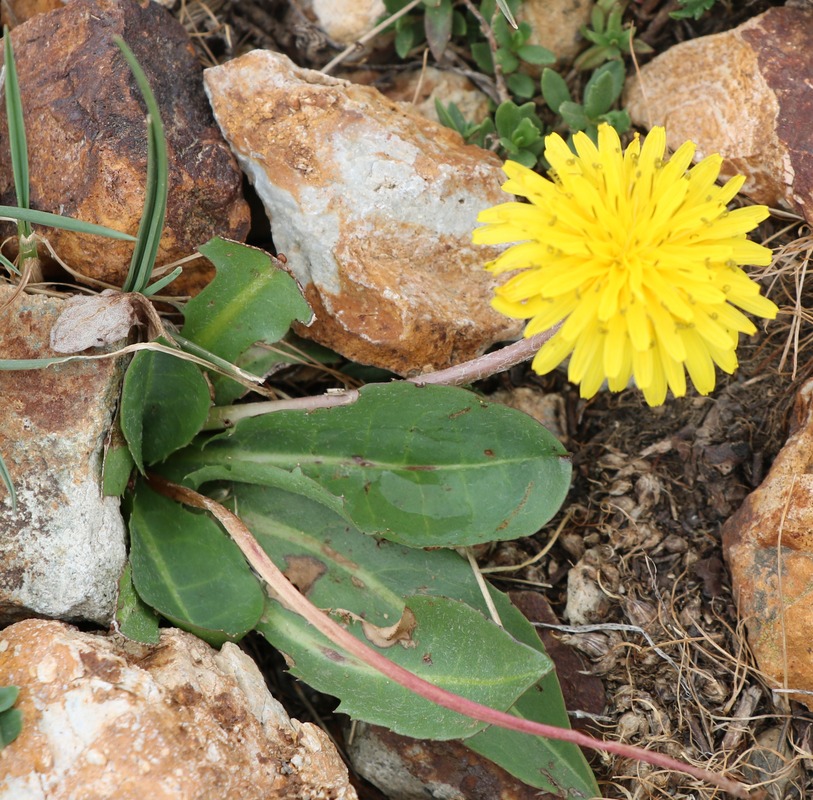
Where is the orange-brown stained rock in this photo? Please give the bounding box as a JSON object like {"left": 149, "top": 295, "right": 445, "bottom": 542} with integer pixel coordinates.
{"left": 625, "top": 6, "right": 813, "bottom": 222}
{"left": 204, "top": 50, "right": 523, "bottom": 376}
{"left": 0, "top": 0, "right": 250, "bottom": 295}
{"left": 0, "top": 620, "right": 358, "bottom": 800}
{"left": 0, "top": 285, "right": 127, "bottom": 624}
{"left": 721, "top": 378, "right": 813, "bottom": 710}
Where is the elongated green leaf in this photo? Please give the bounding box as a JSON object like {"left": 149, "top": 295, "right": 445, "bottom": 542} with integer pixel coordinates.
{"left": 116, "top": 563, "right": 160, "bottom": 644}
{"left": 0, "top": 449, "right": 16, "bottom": 511}
{"left": 181, "top": 238, "right": 312, "bottom": 404}
{"left": 3, "top": 26, "right": 29, "bottom": 235}
{"left": 120, "top": 347, "right": 211, "bottom": 471}
{"left": 194, "top": 382, "right": 571, "bottom": 547}
{"left": 0, "top": 206, "right": 136, "bottom": 240}
{"left": 128, "top": 481, "right": 264, "bottom": 646}
{"left": 115, "top": 37, "right": 168, "bottom": 294}
{"left": 240, "top": 483, "right": 548, "bottom": 740}
{"left": 237, "top": 481, "right": 595, "bottom": 794}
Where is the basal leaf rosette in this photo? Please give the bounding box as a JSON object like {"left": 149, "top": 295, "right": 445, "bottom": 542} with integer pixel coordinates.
{"left": 474, "top": 124, "right": 777, "bottom": 406}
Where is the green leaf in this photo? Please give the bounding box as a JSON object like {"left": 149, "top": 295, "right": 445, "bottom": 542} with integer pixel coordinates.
{"left": 424, "top": 0, "right": 452, "bottom": 61}
{"left": 395, "top": 17, "right": 418, "bottom": 58}
{"left": 237, "top": 480, "right": 595, "bottom": 793}
{"left": 0, "top": 206, "right": 136, "bottom": 240}
{"left": 3, "top": 26, "right": 30, "bottom": 237}
{"left": 0, "top": 707, "right": 22, "bottom": 749}
{"left": 114, "top": 37, "right": 168, "bottom": 295}
{"left": 181, "top": 238, "right": 312, "bottom": 405}
{"left": 559, "top": 101, "right": 589, "bottom": 131}
{"left": 494, "top": 100, "right": 521, "bottom": 138}
{"left": 586, "top": 60, "right": 625, "bottom": 104}
{"left": 541, "top": 68, "right": 572, "bottom": 114}
{"left": 582, "top": 69, "right": 615, "bottom": 119}
{"left": 128, "top": 480, "right": 265, "bottom": 646}
{"left": 0, "top": 449, "right": 16, "bottom": 512}
{"left": 189, "top": 382, "right": 572, "bottom": 547}
{"left": 0, "top": 686, "right": 18, "bottom": 714}
{"left": 470, "top": 41, "right": 495, "bottom": 74}
{"left": 506, "top": 72, "right": 535, "bottom": 99}
{"left": 102, "top": 436, "right": 135, "bottom": 496}
{"left": 508, "top": 149, "right": 540, "bottom": 168}
{"left": 516, "top": 44, "right": 554, "bottom": 66}
{"left": 494, "top": 48, "right": 519, "bottom": 74}
{"left": 120, "top": 346, "right": 211, "bottom": 471}
{"left": 116, "top": 563, "right": 160, "bottom": 643}
{"left": 601, "top": 108, "right": 631, "bottom": 133}
{"left": 238, "top": 483, "right": 549, "bottom": 740}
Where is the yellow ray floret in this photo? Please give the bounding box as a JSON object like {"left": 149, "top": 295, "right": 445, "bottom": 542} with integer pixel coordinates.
{"left": 473, "top": 124, "right": 778, "bottom": 406}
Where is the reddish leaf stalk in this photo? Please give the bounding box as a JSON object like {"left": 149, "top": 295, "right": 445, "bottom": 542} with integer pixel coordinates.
{"left": 148, "top": 475, "right": 760, "bottom": 800}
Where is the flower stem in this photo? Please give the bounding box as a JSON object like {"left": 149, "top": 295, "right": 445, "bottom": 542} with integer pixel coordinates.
{"left": 202, "top": 327, "right": 558, "bottom": 431}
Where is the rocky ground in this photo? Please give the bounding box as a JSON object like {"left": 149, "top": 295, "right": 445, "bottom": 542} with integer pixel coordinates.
{"left": 209, "top": 2, "right": 813, "bottom": 798}
{"left": 1, "top": 0, "right": 812, "bottom": 798}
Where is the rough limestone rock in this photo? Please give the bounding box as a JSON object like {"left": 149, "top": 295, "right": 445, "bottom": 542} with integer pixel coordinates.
{"left": 625, "top": 6, "right": 813, "bottom": 222}
{"left": 0, "top": 0, "right": 250, "bottom": 295}
{"left": 204, "top": 50, "right": 521, "bottom": 375}
{"left": 0, "top": 286, "right": 127, "bottom": 625}
{"left": 0, "top": 620, "right": 358, "bottom": 800}
{"left": 517, "top": 0, "right": 593, "bottom": 63}
{"left": 722, "top": 378, "right": 813, "bottom": 711}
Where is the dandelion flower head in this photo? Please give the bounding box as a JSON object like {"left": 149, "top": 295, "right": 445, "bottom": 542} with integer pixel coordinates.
{"left": 473, "top": 124, "right": 777, "bottom": 406}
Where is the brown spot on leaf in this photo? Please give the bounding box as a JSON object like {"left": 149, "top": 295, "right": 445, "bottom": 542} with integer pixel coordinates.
{"left": 283, "top": 555, "right": 327, "bottom": 595}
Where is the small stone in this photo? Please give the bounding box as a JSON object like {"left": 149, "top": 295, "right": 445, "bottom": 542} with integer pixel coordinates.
{"left": 0, "top": 285, "right": 127, "bottom": 625}
{"left": 368, "top": 66, "right": 491, "bottom": 126}
{"left": 0, "top": 0, "right": 250, "bottom": 295}
{"left": 0, "top": 620, "right": 358, "bottom": 800}
{"left": 204, "top": 50, "right": 522, "bottom": 375}
{"left": 722, "top": 377, "right": 813, "bottom": 710}
{"left": 517, "top": 0, "right": 594, "bottom": 63}
{"left": 489, "top": 386, "right": 567, "bottom": 441}
{"left": 310, "top": 0, "right": 385, "bottom": 46}
{"left": 565, "top": 549, "right": 611, "bottom": 625}
{"left": 625, "top": 6, "right": 813, "bottom": 222}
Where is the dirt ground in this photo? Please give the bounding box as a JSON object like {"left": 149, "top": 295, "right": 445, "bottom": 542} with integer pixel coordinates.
{"left": 182, "top": 1, "right": 813, "bottom": 797}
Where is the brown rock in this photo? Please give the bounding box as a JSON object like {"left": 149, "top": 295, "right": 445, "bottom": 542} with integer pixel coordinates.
{"left": 204, "top": 50, "right": 522, "bottom": 376}
{"left": 0, "top": 0, "right": 250, "bottom": 295}
{"left": 722, "top": 378, "right": 813, "bottom": 710}
{"left": 625, "top": 7, "right": 813, "bottom": 221}
{"left": 0, "top": 0, "right": 63, "bottom": 26}
{"left": 0, "top": 620, "right": 358, "bottom": 799}
{"left": 0, "top": 285, "right": 127, "bottom": 625}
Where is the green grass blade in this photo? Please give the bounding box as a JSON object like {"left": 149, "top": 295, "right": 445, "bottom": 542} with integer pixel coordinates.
{"left": 142, "top": 265, "right": 182, "bottom": 296}
{"left": 0, "top": 449, "right": 16, "bottom": 511}
{"left": 0, "top": 250, "right": 19, "bottom": 275}
{"left": 3, "top": 26, "right": 30, "bottom": 237}
{"left": 114, "top": 37, "right": 168, "bottom": 294}
{"left": 0, "top": 206, "right": 136, "bottom": 240}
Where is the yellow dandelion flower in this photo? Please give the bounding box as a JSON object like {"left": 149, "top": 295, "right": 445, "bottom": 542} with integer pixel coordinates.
{"left": 474, "top": 124, "right": 777, "bottom": 406}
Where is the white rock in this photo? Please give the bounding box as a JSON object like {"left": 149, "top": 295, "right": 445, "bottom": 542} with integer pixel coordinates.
{"left": 0, "top": 620, "right": 358, "bottom": 800}
{"left": 204, "top": 50, "right": 522, "bottom": 375}
{"left": 0, "top": 286, "right": 127, "bottom": 625}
